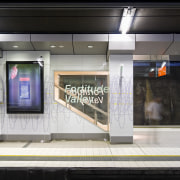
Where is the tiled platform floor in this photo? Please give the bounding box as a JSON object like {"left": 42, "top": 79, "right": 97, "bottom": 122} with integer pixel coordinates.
{"left": 0, "top": 128, "right": 180, "bottom": 167}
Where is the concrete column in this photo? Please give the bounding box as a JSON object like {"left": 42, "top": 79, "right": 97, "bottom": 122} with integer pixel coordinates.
{"left": 108, "top": 34, "right": 134, "bottom": 144}
{"left": 109, "top": 55, "right": 133, "bottom": 144}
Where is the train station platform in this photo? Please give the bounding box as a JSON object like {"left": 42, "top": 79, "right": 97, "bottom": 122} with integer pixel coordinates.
{"left": 0, "top": 127, "right": 180, "bottom": 179}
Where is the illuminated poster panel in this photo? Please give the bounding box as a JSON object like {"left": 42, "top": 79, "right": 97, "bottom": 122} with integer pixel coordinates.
{"left": 6, "top": 61, "right": 44, "bottom": 113}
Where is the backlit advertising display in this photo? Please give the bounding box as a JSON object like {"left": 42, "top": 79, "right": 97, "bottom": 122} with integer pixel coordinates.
{"left": 6, "top": 61, "right": 44, "bottom": 113}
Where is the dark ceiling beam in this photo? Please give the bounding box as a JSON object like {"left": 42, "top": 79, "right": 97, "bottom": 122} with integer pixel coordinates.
{"left": 1, "top": 2, "right": 180, "bottom": 9}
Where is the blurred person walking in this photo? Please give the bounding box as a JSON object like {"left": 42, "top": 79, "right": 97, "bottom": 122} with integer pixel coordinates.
{"left": 146, "top": 97, "right": 164, "bottom": 144}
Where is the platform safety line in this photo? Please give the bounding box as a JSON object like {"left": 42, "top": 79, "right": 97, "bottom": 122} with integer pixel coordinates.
{"left": 0, "top": 155, "right": 180, "bottom": 157}
{"left": 134, "top": 126, "right": 180, "bottom": 128}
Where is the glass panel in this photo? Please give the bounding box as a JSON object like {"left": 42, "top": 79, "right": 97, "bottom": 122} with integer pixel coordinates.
{"left": 134, "top": 60, "right": 180, "bottom": 125}
{"left": 55, "top": 72, "right": 109, "bottom": 131}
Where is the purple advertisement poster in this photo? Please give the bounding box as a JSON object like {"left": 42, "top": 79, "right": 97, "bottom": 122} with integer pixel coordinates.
{"left": 6, "top": 61, "right": 44, "bottom": 113}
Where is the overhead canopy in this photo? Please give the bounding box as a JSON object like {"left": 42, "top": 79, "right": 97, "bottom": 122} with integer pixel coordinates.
{"left": 0, "top": 1, "right": 180, "bottom": 33}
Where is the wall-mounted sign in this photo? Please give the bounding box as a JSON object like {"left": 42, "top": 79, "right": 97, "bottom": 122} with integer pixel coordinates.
{"left": 6, "top": 61, "right": 44, "bottom": 113}
{"left": 64, "top": 85, "right": 109, "bottom": 105}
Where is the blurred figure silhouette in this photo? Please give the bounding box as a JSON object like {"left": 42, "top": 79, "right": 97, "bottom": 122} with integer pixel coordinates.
{"left": 146, "top": 97, "right": 163, "bottom": 144}
{"left": 147, "top": 97, "right": 163, "bottom": 125}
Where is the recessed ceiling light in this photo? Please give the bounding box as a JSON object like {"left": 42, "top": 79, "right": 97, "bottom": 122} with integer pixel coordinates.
{"left": 12, "top": 45, "right": 19, "bottom": 48}
{"left": 59, "top": 45, "right": 64, "bottom": 48}
{"left": 50, "top": 45, "right": 56, "bottom": 48}
{"left": 88, "top": 45, "right": 94, "bottom": 48}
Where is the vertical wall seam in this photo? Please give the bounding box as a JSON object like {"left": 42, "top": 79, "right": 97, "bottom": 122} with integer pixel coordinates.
{"left": 30, "top": 34, "right": 36, "bottom": 51}
{"left": 72, "top": 34, "right": 75, "bottom": 55}
{"left": 106, "top": 34, "right": 109, "bottom": 62}
{"left": 162, "top": 34, "right": 174, "bottom": 55}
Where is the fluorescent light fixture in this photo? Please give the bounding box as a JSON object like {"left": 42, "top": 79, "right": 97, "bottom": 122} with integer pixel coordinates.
{"left": 119, "top": 7, "right": 136, "bottom": 34}
{"left": 50, "top": 45, "right": 56, "bottom": 48}
{"left": 161, "top": 61, "right": 166, "bottom": 68}
{"left": 88, "top": 45, "right": 94, "bottom": 48}
{"left": 59, "top": 45, "right": 64, "bottom": 48}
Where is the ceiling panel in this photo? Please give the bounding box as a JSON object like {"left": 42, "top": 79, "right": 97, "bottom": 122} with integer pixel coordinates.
{"left": 31, "top": 34, "right": 73, "bottom": 55}
{"left": 0, "top": 6, "right": 180, "bottom": 34}
{"left": 135, "top": 8, "right": 180, "bottom": 16}
{"left": 0, "top": 42, "right": 34, "bottom": 51}
{"left": 73, "top": 42, "right": 108, "bottom": 55}
{"left": 164, "top": 42, "right": 180, "bottom": 55}
{"left": 32, "top": 42, "right": 73, "bottom": 55}
{"left": 134, "top": 34, "right": 173, "bottom": 55}
{"left": 0, "top": 16, "right": 120, "bottom": 33}
{"left": 0, "top": 4, "right": 179, "bottom": 34}
{"left": 31, "top": 34, "right": 72, "bottom": 42}
{"left": 73, "top": 34, "right": 108, "bottom": 55}
{"left": 131, "top": 16, "right": 180, "bottom": 33}
{"left": 0, "top": 34, "right": 30, "bottom": 41}
{"left": 73, "top": 34, "right": 108, "bottom": 42}
{"left": 0, "top": 8, "right": 122, "bottom": 33}
{"left": 165, "top": 35, "right": 180, "bottom": 55}
{"left": 0, "top": 8, "right": 123, "bottom": 17}
{"left": 134, "top": 42, "right": 172, "bottom": 55}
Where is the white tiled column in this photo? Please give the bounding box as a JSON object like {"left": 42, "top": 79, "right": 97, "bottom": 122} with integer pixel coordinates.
{"left": 108, "top": 34, "right": 134, "bottom": 144}
{"left": 109, "top": 55, "right": 133, "bottom": 144}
